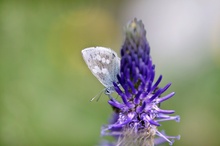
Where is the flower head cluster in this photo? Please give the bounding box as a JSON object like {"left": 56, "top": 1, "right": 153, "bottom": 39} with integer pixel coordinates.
{"left": 101, "top": 19, "right": 180, "bottom": 146}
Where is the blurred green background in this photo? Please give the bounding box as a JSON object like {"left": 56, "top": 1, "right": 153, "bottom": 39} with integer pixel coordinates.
{"left": 0, "top": 0, "right": 220, "bottom": 146}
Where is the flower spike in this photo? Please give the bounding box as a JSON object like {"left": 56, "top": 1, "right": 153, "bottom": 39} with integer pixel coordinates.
{"left": 100, "top": 18, "right": 180, "bottom": 146}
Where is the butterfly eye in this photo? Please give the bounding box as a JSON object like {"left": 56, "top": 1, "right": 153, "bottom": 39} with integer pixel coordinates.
{"left": 105, "top": 88, "right": 111, "bottom": 95}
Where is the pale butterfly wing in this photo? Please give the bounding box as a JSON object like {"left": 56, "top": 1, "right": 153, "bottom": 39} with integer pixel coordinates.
{"left": 81, "top": 47, "right": 120, "bottom": 93}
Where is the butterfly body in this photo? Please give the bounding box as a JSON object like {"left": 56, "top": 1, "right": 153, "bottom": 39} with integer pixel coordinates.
{"left": 81, "top": 47, "right": 120, "bottom": 95}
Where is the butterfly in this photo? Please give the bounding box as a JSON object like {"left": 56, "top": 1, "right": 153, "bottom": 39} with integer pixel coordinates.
{"left": 81, "top": 47, "right": 120, "bottom": 100}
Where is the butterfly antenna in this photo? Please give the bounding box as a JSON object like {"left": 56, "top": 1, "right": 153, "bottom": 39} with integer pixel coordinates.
{"left": 96, "top": 90, "right": 104, "bottom": 102}
{"left": 90, "top": 89, "right": 105, "bottom": 102}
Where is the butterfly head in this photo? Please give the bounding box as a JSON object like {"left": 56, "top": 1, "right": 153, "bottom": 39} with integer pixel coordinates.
{"left": 105, "top": 87, "right": 114, "bottom": 95}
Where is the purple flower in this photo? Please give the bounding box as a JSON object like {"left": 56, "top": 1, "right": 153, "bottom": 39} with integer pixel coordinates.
{"left": 100, "top": 19, "right": 180, "bottom": 146}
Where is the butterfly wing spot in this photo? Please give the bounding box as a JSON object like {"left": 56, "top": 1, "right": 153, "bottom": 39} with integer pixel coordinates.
{"left": 101, "top": 68, "right": 108, "bottom": 74}
{"left": 92, "top": 67, "right": 108, "bottom": 74}
{"left": 101, "top": 58, "right": 106, "bottom": 63}
{"left": 106, "top": 59, "right": 110, "bottom": 64}
{"left": 92, "top": 65, "right": 101, "bottom": 74}
{"left": 96, "top": 55, "right": 101, "bottom": 61}
{"left": 112, "top": 53, "right": 116, "bottom": 59}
